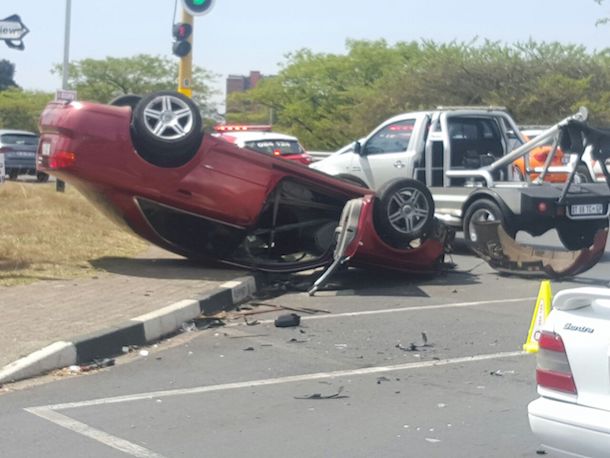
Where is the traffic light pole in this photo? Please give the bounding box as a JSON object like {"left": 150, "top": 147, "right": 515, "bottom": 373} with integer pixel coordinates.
{"left": 177, "top": 9, "right": 193, "bottom": 98}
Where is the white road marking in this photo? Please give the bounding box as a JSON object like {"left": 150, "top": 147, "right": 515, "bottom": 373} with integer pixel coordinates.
{"left": 249, "top": 296, "right": 536, "bottom": 325}
{"left": 25, "top": 407, "right": 166, "bottom": 458}
{"left": 34, "top": 350, "right": 525, "bottom": 412}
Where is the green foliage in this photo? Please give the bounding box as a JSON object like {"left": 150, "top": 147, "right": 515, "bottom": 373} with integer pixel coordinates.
{"left": 230, "top": 39, "right": 610, "bottom": 150}
{"left": 0, "top": 89, "right": 53, "bottom": 132}
{"left": 0, "top": 60, "right": 18, "bottom": 91}
{"left": 52, "top": 54, "right": 219, "bottom": 119}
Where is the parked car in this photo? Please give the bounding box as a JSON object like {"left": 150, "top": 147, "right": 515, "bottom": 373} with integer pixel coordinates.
{"left": 214, "top": 124, "right": 312, "bottom": 165}
{"left": 528, "top": 287, "right": 610, "bottom": 457}
{"left": 0, "top": 129, "right": 48, "bottom": 182}
{"left": 36, "top": 91, "right": 450, "bottom": 280}
{"left": 311, "top": 107, "right": 610, "bottom": 277}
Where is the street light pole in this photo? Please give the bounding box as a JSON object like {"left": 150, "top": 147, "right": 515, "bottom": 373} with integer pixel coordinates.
{"left": 62, "top": 0, "right": 71, "bottom": 90}
{"left": 57, "top": 0, "right": 71, "bottom": 192}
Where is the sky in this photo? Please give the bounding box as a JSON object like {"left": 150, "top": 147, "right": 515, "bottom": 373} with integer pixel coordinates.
{"left": 1, "top": 0, "right": 609, "bottom": 109}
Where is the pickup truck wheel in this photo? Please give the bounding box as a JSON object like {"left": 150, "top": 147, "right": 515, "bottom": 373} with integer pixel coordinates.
{"left": 463, "top": 199, "right": 514, "bottom": 243}
{"left": 374, "top": 178, "right": 434, "bottom": 247}
{"left": 557, "top": 220, "right": 608, "bottom": 250}
{"left": 131, "top": 91, "right": 203, "bottom": 168}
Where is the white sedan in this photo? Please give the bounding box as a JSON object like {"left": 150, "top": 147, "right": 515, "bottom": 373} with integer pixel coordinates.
{"left": 528, "top": 287, "right": 610, "bottom": 457}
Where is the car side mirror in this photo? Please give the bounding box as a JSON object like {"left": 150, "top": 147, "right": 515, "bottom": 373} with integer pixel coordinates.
{"left": 354, "top": 141, "right": 363, "bottom": 156}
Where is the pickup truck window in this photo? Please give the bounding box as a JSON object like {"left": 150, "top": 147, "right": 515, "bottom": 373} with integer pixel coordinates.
{"left": 448, "top": 117, "right": 504, "bottom": 169}
{"left": 364, "top": 119, "right": 416, "bottom": 155}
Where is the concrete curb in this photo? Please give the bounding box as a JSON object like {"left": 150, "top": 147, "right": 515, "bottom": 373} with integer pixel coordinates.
{"left": 0, "top": 275, "right": 259, "bottom": 385}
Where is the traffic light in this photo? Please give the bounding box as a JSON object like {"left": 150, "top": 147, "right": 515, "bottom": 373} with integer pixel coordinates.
{"left": 172, "top": 22, "right": 192, "bottom": 58}
{"left": 182, "top": 0, "right": 215, "bottom": 16}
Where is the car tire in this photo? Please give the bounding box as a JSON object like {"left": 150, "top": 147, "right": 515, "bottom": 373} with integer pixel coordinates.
{"left": 109, "top": 94, "right": 142, "bottom": 110}
{"left": 574, "top": 165, "right": 592, "bottom": 183}
{"left": 463, "top": 199, "right": 514, "bottom": 243}
{"left": 557, "top": 220, "right": 608, "bottom": 250}
{"left": 36, "top": 172, "right": 49, "bottom": 183}
{"left": 336, "top": 174, "right": 369, "bottom": 188}
{"left": 130, "top": 91, "right": 203, "bottom": 168}
{"left": 373, "top": 178, "right": 435, "bottom": 247}
{"left": 8, "top": 170, "right": 18, "bottom": 180}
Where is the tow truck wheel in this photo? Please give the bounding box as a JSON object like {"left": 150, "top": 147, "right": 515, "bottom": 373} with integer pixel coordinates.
{"left": 574, "top": 165, "right": 592, "bottom": 183}
{"left": 463, "top": 199, "right": 514, "bottom": 243}
{"left": 557, "top": 220, "right": 608, "bottom": 250}
{"left": 130, "top": 91, "right": 203, "bottom": 168}
{"left": 374, "top": 178, "right": 435, "bottom": 247}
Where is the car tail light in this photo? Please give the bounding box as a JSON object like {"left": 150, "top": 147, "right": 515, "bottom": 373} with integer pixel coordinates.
{"left": 536, "top": 330, "right": 577, "bottom": 394}
{"left": 49, "top": 151, "right": 76, "bottom": 169}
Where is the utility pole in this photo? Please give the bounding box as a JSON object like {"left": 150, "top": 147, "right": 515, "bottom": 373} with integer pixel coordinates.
{"left": 57, "top": 0, "right": 71, "bottom": 193}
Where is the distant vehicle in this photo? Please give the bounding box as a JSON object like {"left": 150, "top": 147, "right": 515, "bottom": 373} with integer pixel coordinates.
{"left": 528, "top": 287, "right": 610, "bottom": 457}
{"left": 214, "top": 124, "right": 312, "bottom": 165}
{"left": 0, "top": 129, "right": 48, "bottom": 182}
{"left": 36, "top": 91, "right": 451, "bottom": 285}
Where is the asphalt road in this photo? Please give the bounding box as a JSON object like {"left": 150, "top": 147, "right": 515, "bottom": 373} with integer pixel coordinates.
{"left": 1, "top": 233, "right": 609, "bottom": 458}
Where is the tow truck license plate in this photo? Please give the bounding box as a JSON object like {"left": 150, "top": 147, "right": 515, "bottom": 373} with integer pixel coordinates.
{"left": 570, "top": 203, "right": 604, "bottom": 216}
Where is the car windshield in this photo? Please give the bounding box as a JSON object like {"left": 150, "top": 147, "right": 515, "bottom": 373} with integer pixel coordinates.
{"left": 1, "top": 134, "right": 39, "bottom": 146}
{"left": 244, "top": 139, "right": 303, "bottom": 156}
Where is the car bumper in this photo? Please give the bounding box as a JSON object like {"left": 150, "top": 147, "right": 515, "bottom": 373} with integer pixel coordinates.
{"left": 528, "top": 397, "right": 610, "bottom": 457}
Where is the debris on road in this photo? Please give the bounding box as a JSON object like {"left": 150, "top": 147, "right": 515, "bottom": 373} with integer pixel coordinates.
{"left": 490, "top": 369, "right": 515, "bottom": 376}
{"left": 396, "top": 332, "right": 433, "bottom": 352}
{"left": 288, "top": 338, "right": 308, "bottom": 343}
{"left": 294, "top": 386, "right": 348, "bottom": 400}
{"left": 274, "top": 313, "right": 301, "bottom": 328}
{"left": 180, "top": 321, "right": 197, "bottom": 333}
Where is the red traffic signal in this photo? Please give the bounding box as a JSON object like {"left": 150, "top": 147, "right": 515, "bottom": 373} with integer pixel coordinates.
{"left": 172, "top": 22, "right": 192, "bottom": 58}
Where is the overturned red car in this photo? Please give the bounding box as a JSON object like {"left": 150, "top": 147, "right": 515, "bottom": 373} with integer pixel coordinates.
{"left": 37, "top": 91, "right": 450, "bottom": 283}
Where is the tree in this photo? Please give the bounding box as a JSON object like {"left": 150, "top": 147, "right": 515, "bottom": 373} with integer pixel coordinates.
{"left": 0, "top": 89, "right": 53, "bottom": 131}
{"left": 595, "top": 0, "right": 609, "bottom": 25}
{"left": 0, "top": 60, "right": 18, "bottom": 91}
{"left": 232, "top": 39, "right": 610, "bottom": 151}
{"left": 53, "top": 54, "right": 219, "bottom": 120}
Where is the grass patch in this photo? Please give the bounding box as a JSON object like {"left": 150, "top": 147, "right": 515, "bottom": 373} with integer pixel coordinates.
{"left": 0, "top": 182, "right": 148, "bottom": 286}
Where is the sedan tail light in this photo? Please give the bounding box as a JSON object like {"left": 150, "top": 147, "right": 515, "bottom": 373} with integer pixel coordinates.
{"left": 49, "top": 151, "right": 76, "bottom": 169}
{"left": 536, "top": 330, "right": 577, "bottom": 394}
